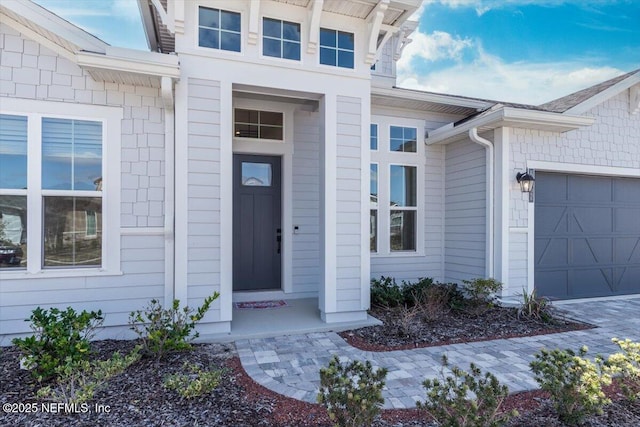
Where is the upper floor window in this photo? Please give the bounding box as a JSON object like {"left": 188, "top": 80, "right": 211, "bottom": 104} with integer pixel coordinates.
{"left": 198, "top": 7, "right": 241, "bottom": 52}
{"left": 234, "top": 109, "right": 283, "bottom": 140}
{"left": 390, "top": 126, "right": 417, "bottom": 153}
{"left": 263, "top": 18, "right": 301, "bottom": 60}
{"left": 319, "top": 28, "right": 354, "bottom": 69}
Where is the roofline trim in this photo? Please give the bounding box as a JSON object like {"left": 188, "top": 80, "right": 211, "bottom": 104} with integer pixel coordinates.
{"left": 1, "top": 0, "right": 107, "bottom": 53}
{"left": 426, "top": 106, "right": 595, "bottom": 145}
{"left": 564, "top": 71, "right": 640, "bottom": 115}
{"left": 372, "top": 86, "right": 493, "bottom": 110}
{"left": 77, "top": 48, "right": 180, "bottom": 79}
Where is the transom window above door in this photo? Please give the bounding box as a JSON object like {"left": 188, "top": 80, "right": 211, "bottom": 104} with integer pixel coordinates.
{"left": 263, "top": 18, "right": 301, "bottom": 60}
{"left": 234, "top": 109, "right": 284, "bottom": 140}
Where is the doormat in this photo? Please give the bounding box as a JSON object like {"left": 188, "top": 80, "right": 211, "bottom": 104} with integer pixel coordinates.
{"left": 235, "top": 300, "right": 288, "bottom": 310}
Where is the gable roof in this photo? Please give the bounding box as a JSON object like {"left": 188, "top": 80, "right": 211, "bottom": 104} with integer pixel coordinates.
{"left": 1, "top": 0, "right": 178, "bottom": 88}
{"left": 538, "top": 69, "right": 640, "bottom": 114}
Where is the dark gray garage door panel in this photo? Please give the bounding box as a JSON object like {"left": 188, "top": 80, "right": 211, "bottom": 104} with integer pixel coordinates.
{"left": 535, "top": 173, "right": 640, "bottom": 299}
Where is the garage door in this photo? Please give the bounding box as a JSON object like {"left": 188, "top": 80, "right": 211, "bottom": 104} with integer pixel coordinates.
{"left": 535, "top": 172, "right": 640, "bottom": 299}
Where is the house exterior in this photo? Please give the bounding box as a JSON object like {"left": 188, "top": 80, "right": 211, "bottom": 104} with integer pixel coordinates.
{"left": 0, "top": 0, "right": 638, "bottom": 343}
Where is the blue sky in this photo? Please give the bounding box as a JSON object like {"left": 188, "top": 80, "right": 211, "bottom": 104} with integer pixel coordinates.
{"left": 35, "top": 0, "right": 640, "bottom": 105}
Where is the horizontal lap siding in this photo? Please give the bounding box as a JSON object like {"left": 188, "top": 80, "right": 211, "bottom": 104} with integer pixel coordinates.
{"left": 186, "top": 78, "right": 221, "bottom": 320}
{"left": 0, "top": 235, "right": 164, "bottom": 341}
{"left": 444, "top": 139, "right": 486, "bottom": 282}
{"left": 292, "top": 110, "right": 321, "bottom": 294}
{"left": 336, "top": 96, "right": 362, "bottom": 311}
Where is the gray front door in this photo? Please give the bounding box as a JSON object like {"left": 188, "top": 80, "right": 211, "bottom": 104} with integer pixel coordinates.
{"left": 233, "top": 154, "right": 282, "bottom": 291}
{"left": 535, "top": 172, "right": 640, "bottom": 299}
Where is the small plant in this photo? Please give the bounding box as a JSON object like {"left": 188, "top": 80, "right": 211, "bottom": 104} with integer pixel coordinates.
{"left": 370, "top": 276, "right": 404, "bottom": 307}
{"left": 37, "top": 346, "right": 141, "bottom": 404}
{"left": 530, "top": 346, "right": 611, "bottom": 425}
{"left": 516, "top": 288, "right": 553, "bottom": 322}
{"left": 12, "top": 306, "right": 103, "bottom": 381}
{"left": 603, "top": 338, "right": 640, "bottom": 401}
{"left": 317, "top": 355, "right": 388, "bottom": 427}
{"left": 129, "top": 293, "right": 219, "bottom": 359}
{"left": 163, "top": 362, "right": 223, "bottom": 399}
{"left": 401, "top": 277, "right": 435, "bottom": 304}
{"left": 418, "top": 355, "right": 517, "bottom": 427}
{"left": 411, "top": 282, "right": 464, "bottom": 321}
{"left": 461, "top": 278, "right": 502, "bottom": 310}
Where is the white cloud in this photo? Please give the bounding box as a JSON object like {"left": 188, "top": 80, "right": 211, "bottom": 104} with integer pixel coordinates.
{"left": 422, "top": 0, "right": 622, "bottom": 16}
{"left": 397, "top": 43, "right": 624, "bottom": 105}
{"left": 397, "top": 30, "right": 473, "bottom": 74}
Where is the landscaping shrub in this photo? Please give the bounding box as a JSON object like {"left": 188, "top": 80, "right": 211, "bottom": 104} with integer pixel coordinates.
{"left": 530, "top": 346, "right": 611, "bottom": 425}
{"left": 603, "top": 338, "right": 640, "bottom": 401}
{"left": 418, "top": 354, "right": 517, "bottom": 427}
{"left": 163, "top": 362, "right": 223, "bottom": 398}
{"left": 37, "top": 346, "right": 141, "bottom": 404}
{"left": 370, "top": 276, "right": 404, "bottom": 307}
{"left": 317, "top": 355, "right": 387, "bottom": 427}
{"left": 401, "top": 277, "right": 434, "bottom": 304}
{"left": 12, "top": 306, "right": 103, "bottom": 381}
{"left": 129, "top": 293, "right": 219, "bottom": 359}
{"left": 412, "top": 281, "right": 465, "bottom": 320}
{"left": 461, "top": 278, "right": 502, "bottom": 312}
{"left": 516, "top": 288, "right": 553, "bottom": 322}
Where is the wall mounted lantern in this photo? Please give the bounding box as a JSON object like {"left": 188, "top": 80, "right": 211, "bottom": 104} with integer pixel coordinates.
{"left": 516, "top": 171, "right": 535, "bottom": 193}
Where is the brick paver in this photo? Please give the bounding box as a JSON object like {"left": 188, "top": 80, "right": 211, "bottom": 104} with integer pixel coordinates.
{"left": 235, "top": 299, "right": 640, "bottom": 409}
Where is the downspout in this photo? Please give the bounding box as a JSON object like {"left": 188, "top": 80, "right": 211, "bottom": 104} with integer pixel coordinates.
{"left": 161, "top": 76, "right": 175, "bottom": 305}
{"left": 469, "top": 128, "right": 494, "bottom": 278}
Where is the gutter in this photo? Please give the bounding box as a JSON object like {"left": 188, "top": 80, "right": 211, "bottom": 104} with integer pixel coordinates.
{"left": 427, "top": 106, "right": 595, "bottom": 145}
{"left": 469, "top": 128, "right": 494, "bottom": 278}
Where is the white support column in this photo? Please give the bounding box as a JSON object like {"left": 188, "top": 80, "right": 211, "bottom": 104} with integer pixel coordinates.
{"left": 360, "top": 96, "right": 371, "bottom": 310}
{"left": 319, "top": 93, "right": 337, "bottom": 319}
{"left": 219, "top": 80, "right": 233, "bottom": 322}
{"left": 161, "top": 76, "right": 175, "bottom": 306}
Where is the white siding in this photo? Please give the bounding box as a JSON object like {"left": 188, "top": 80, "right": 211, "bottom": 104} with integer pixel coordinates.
{"left": 0, "top": 24, "right": 166, "bottom": 340}
{"left": 444, "top": 139, "right": 486, "bottom": 282}
{"left": 185, "top": 78, "right": 222, "bottom": 321}
{"left": 335, "top": 96, "right": 362, "bottom": 311}
{"left": 508, "top": 231, "right": 528, "bottom": 296}
{"left": 0, "top": 234, "right": 164, "bottom": 343}
{"left": 292, "top": 110, "right": 321, "bottom": 294}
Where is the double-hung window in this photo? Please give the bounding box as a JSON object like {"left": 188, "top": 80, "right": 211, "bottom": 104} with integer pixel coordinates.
{"left": 263, "top": 18, "right": 301, "bottom": 60}
{"left": 198, "top": 6, "right": 241, "bottom": 52}
{"left": 0, "top": 99, "right": 120, "bottom": 275}
{"left": 319, "top": 28, "right": 354, "bottom": 69}
{"left": 370, "top": 120, "right": 422, "bottom": 254}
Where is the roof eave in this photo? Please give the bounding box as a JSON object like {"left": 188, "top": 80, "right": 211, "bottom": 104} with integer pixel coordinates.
{"left": 372, "top": 86, "right": 493, "bottom": 111}
{"left": 426, "top": 107, "right": 596, "bottom": 145}
{"left": 564, "top": 71, "right": 640, "bottom": 115}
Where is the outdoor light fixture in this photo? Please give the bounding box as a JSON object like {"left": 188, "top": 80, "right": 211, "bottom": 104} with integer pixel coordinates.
{"left": 516, "top": 171, "right": 535, "bottom": 193}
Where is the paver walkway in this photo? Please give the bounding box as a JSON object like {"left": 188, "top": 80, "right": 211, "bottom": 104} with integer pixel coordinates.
{"left": 236, "top": 299, "right": 640, "bottom": 409}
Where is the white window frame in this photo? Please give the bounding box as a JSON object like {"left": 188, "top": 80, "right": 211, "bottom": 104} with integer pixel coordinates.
{"left": 318, "top": 27, "right": 355, "bottom": 69}
{"left": 194, "top": 4, "right": 243, "bottom": 56}
{"left": 370, "top": 162, "right": 379, "bottom": 253}
{"left": 370, "top": 117, "right": 424, "bottom": 257}
{"left": 0, "top": 98, "right": 122, "bottom": 279}
{"left": 261, "top": 16, "right": 301, "bottom": 62}
{"left": 370, "top": 123, "right": 378, "bottom": 151}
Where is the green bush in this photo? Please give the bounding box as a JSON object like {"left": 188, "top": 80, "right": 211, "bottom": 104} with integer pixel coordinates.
{"left": 417, "top": 355, "right": 517, "bottom": 427}
{"left": 163, "top": 362, "right": 223, "bottom": 398}
{"left": 317, "top": 355, "right": 388, "bottom": 427}
{"left": 461, "top": 278, "right": 502, "bottom": 310}
{"left": 401, "top": 277, "right": 434, "bottom": 304}
{"left": 603, "top": 338, "right": 640, "bottom": 401}
{"left": 129, "top": 293, "right": 219, "bottom": 359}
{"left": 370, "top": 276, "right": 404, "bottom": 307}
{"left": 37, "top": 346, "right": 141, "bottom": 404}
{"left": 12, "top": 306, "right": 103, "bottom": 381}
{"left": 516, "top": 288, "right": 553, "bottom": 322}
{"left": 530, "top": 346, "right": 611, "bottom": 425}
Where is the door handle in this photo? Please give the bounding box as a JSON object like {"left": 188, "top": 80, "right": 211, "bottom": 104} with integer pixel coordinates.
{"left": 276, "top": 228, "right": 282, "bottom": 254}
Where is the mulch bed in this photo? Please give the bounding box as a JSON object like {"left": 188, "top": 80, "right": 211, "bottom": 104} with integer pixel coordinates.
{"left": 340, "top": 305, "right": 593, "bottom": 351}
{"left": 1, "top": 305, "right": 638, "bottom": 426}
